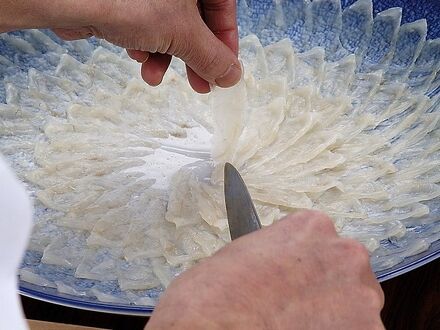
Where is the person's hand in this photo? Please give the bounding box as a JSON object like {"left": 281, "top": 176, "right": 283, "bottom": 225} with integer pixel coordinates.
{"left": 0, "top": 0, "right": 240, "bottom": 93}
{"left": 53, "top": 0, "right": 240, "bottom": 93}
{"left": 146, "top": 211, "right": 385, "bottom": 330}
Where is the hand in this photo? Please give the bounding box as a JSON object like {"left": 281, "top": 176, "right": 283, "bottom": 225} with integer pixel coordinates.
{"left": 0, "top": 0, "right": 240, "bottom": 93}
{"left": 53, "top": 0, "right": 240, "bottom": 93}
{"left": 146, "top": 211, "right": 385, "bottom": 330}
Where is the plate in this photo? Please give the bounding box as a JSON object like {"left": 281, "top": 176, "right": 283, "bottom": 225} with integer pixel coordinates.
{"left": 0, "top": 0, "right": 438, "bottom": 315}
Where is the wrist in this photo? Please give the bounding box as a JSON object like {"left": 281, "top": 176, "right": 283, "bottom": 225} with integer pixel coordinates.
{"left": 0, "top": 0, "right": 109, "bottom": 33}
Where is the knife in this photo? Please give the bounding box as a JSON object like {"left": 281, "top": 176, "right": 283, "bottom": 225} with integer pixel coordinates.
{"left": 224, "top": 162, "right": 262, "bottom": 240}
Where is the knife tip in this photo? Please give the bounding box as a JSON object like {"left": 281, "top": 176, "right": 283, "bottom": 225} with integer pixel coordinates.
{"left": 224, "top": 162, "right": 233, "bottom": 176}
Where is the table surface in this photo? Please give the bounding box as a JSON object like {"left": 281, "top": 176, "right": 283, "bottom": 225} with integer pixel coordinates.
{"left": 28, "top": 319, "right": 108, "bottom": 330}
{"left": 22, "top": 258, "right": 439, "bottom": 330}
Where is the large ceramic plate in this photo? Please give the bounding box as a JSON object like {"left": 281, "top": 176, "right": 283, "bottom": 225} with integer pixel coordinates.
{"left": 0, "top": 0, "right": 438, "bottom": 315}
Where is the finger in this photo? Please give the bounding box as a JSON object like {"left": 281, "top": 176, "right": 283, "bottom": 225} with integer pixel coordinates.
{"left": 141, "top": 53, "right": 172, "bottom": 86}
{"left": 186, "top": 65, "right": 211, "bottom": 93}
{"left": 126, "top": 49, "right": 149, "bottom": 63}
{"left": 52, "top": 27, "right": 93, "bottom": 41}
{"left": 176, "top": 15, "right": 241, "bottom": 88}
{"left": 201, "top": 0, "right": 239, "bottom": 55}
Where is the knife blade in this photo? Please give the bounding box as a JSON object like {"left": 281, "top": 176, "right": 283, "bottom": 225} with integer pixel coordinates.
{"left": 224, "top": 162, "right": 261, "bottom": 240}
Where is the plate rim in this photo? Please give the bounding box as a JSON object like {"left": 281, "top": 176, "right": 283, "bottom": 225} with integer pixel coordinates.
{"left": 19, "top": 242, "right": 440, "bottom": 315}
{"left": 19, "top": 285, "right": 154, "bottom": 316}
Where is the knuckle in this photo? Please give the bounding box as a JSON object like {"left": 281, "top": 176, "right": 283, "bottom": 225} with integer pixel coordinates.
{"left": 333, "top": 238, "right": 373, "bottom": 271}
{"left": 359, "top": 286, "right": 385, "bottom": 310}
{"left": 278, "top": 212, "right": 309, "bottom": 231}
{"left": 278, "top": 210, "right": 337, "bottom": 238}
{"left": 300, "top": 210, "right": 336, "bottom": 232}
{"left": 339, "top": 238, "right": 370, "bottom": 260}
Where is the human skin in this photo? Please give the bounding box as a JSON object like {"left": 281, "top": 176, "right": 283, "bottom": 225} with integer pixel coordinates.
{"left": 0, "top": 2, "right": 384, "bottom": 328}
{"left": 146, "top": 211, "right": 385, "bottom": 330}
{"left": 0, "top": 0, "right": 241, "bottom": 93}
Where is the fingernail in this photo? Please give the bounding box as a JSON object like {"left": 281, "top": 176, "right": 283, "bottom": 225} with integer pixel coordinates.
{"left": 215, "top": 63, "right": 241, "bottom": 88}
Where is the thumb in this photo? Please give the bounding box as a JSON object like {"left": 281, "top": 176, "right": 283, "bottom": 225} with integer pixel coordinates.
{"left": 176, "top": 19, "right": 241, "bottom": 88}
